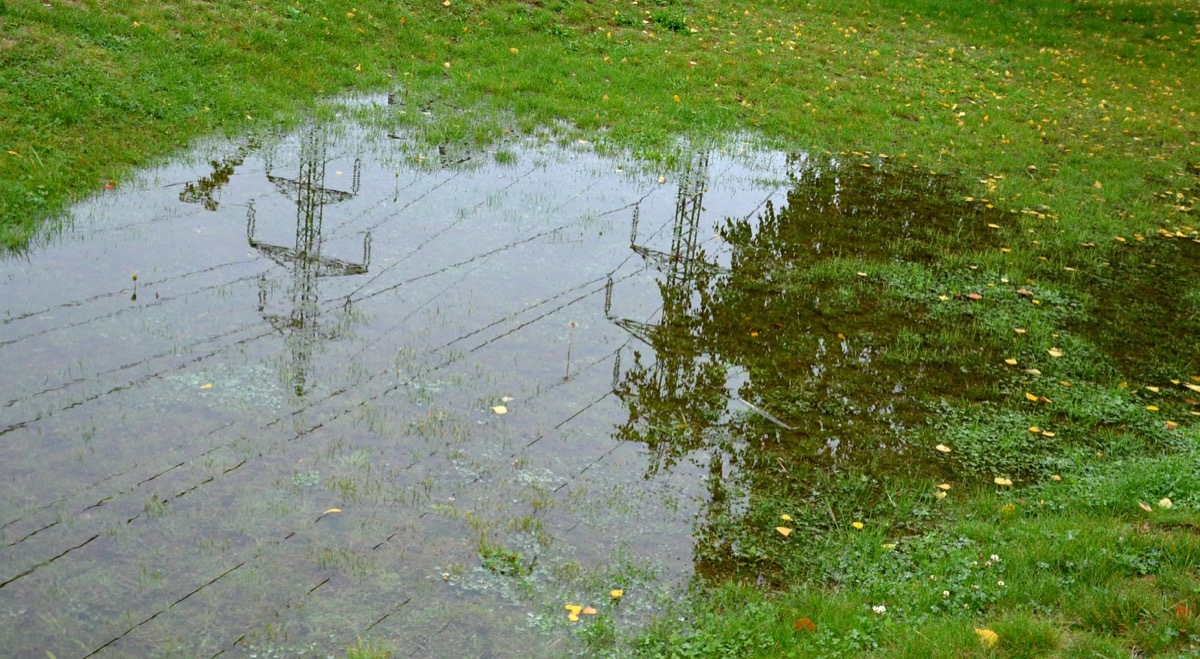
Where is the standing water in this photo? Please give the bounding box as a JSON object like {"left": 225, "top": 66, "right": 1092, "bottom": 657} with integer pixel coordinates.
{"left": 0, "top": 109, "right": 818, "bottom": 655}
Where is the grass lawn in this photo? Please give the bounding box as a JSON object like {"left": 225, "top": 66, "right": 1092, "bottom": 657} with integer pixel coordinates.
{"left": 3, "top": 0, "right": 1200, "bottom": 656}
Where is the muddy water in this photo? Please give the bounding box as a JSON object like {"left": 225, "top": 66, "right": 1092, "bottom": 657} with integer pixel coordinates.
{"left": 0, "top": 114, "right": 813, "bottom": 655}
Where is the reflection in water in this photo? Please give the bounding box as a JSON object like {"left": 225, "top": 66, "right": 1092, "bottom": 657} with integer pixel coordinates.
{"left": 247, "top": 128, "right": 371, "bottom": 396}
{"left": 178, "top": 141, "right": 258, "bottom": 211}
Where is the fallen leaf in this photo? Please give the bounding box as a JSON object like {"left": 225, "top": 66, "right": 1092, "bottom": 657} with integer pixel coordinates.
{"left": 1146, "top": 405, "right": 1159, "bottom": 412}
{"left": 1059, "top": 381, "right": 1072, "bottom": 387}
{"left": 938, "top": 295, "right": 950, "bottom": 301}
{"left": 780, "top": 514, "right": 793, "bottom": 521}
{"left": 582, "top": 606, "right": 598, "bottom": 615}
{"left": 1146, "top": 386, "right": 1161, "bottom": 393}
{"left": 1174, "top": 603, "right": 1193, "bottom": 620}
{"left": 1017, "top": 288, "right": 1034, "bottom": 297}
{"left": 795, "top": 618, "right": 817, "bottom": 632}
{"left": 967, "top": 293, "right": 983, "bottom": 300}
{"left": 1048, "top": 348, "right": 1064, "bottom": 358}
{"left": 1028, "top": 426, "right": 1041, "bottom": 433}
{"left": 776, "top": 526, "right": 793, "bottom": 537}
{"left": 935, "top": 444, "right": 952, "bottom": 453}
{"left": 199, "top": 383, "right": 213, "bottom": 389}
{"left": 934, "top": 491, "right": 947, "bottom": 500}
{"left": 491, "top": 405, "right": 508, "bottom": 415}
{"left": 1041, "top": 431, "right": 1056, "bottom": 438}
{"left": 937, "top": 483, "right": 952, "bottom": 490}
{"left": 975, "top": 627, "right": 999, "bottom": 648}
{"left": 568, "top": 613, "right": 579, "bottom": 622}
{"left": 1138, "top": 501, "right": 1153, "bottom": 512}
{"left": 1024, "top": 368, "right": 1042, "bottom": 375}
{"left": 994, "top": 477, "right": 1013, "bottom": 486}
{"left": 856, "top": 271, "right": 868, "bottom": 277}
{"left": 565, "top": 604, "right": 583, "bottom": 615}
{"left": 1050, "top": 474, "right": 1062, "bottom": 481}
{"left": 323, "top": 508, "right": 342, "bottom": 514}
{"left": 1159, "top": 498, "right": 1173, "bottom": 508}
{"left": 1025, "top": 392, "right": 1039, "bottom": 402}
{"left": 852, "top": 521, "right": 864, "bottom": 529}
{"left": 1000, "top": 503, "right": 1016, "bottom": 515}
{"left": 610, "top": 589, "right": 623, "bottom": 599}
{"left": 1013, "top": 327, "right": 1027, "bottom": 335}
{"left": 1004, "top": 358, "right": 1018, "bottom": 366}
{"left": 1166, "top": 421, "right": 1178, "bottom": 431}
{"left": 1185, "top": 383, "right": 1200, "bottom": 393}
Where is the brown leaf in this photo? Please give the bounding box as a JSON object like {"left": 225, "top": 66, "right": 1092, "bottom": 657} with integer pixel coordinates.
{"left": 1017, "top": 288, "right": 1034, "bottom": 297}
{"left": 967, "top": 293, "right": 983, "bottom": 300}
{"left": 795, "top": 618, "right": 817, "bottom": 632}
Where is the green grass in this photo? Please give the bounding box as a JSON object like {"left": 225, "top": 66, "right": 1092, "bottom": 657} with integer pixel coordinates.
{"left": 5, "top": 0, "right": 1200, "bottom": 655}
{"left": 2, "top": 0, "right": 1196, "bottom": 249}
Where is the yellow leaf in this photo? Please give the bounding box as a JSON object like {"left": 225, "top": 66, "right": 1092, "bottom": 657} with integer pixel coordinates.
{"left": 881, "top": 543, "right": 897, "bottom": 550}
{"left": 673, "top": 94, "right": 681, "bottom": 103}
{"left": 934, "top": 491, "right": 947, "bottom": 500}
{"left": 1184, "top": 383, "right": 1200, "bottom": 393}
{"left": 1013, "top": 327, "right": 1027, "bottom": 335}
{"left": 935, "top": 444, "right": 952, "bottom": 453}
{"left": 780, "top": 514, "right": 793, "bottom": 521}
{"left": 200, "top": 383, "right": 213, "bottom": 389}
{"left": 1159, "top": 498, "right": 1173, "bottom": 509}
{"left": 938, "top": 295, "right": 950, "bottom": 301}
{"left": 1024, "top": 368, "right": 1042, "bottom": 375}
{"left": 851, "top": 521, "right": 865, "bottom": 529}
{"left": 937, "top": 483, "right": 952, "bottom": 490}
{"left": 567, "top": 613, "right": 579, "bottom": 622}
{"left": 1059, "top": 381, "right": 1072, "bottom": 387}
{"left": 509, "top": 47, "right": 519, "bottom": 55}
{"left": 975, "top": 627, "right": 999, "bottom": 648}
{"left": 1138, "top": 501, "right": 1153, "bottom": 512}
{"left": 1050, "top": 474, "right": 1062, "bottom": 481}
{"left": 491, "top": 405, "right": 508, "bottom": 415}
{"left": 610, "top": 589, "right": 624, "bottom": 599}
{"left": 1146, "top": 386, "right": 1161, "bottom": 393}
{"left": 776, "top": 526, "right": 793, "bottom": 537}
{"left": 1041, "top": 431, "right": 1056, "bottom": 438}
{"left": 323, "top": 508, "right": 342, "bottom": 514}
{"left": 1048, "top": 348, "right": 1064, "bottom": 358}
{"left": 1004, "top": 358, "right": 1018, "bottom": 366}
{"left": 1146, "top": 405, "right": 1159, "bottom": 412}
{"left": 1025, "top": 393, "right": 1038, "bottom": 402}
{"left": 582, "top": 606, "right": 598, "bottom": 615}
{"left": 1000, "top": 503, "right": 1016, "bottom": 515}
{"left": 994, "top": 477, "right": 1013, "bottom": 486}
{"left": 565, "top": 604, "right": 583, "bottom": 615}
{"left": 1028, "top": 426, "right": 1041, "bottom": 433}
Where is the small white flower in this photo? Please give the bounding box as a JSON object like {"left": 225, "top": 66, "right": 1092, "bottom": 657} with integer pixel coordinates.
{"left": 942, "top": 590, "right": 950, "bottom": 598}
{"left": 872, "top": 605, "right": 887, "bottom": 615}
{"left": 997, "top": 580, "right": 1005, "bottom": 587}
{"left": 990, "top": 554, "right": 1001, "bottom": 562}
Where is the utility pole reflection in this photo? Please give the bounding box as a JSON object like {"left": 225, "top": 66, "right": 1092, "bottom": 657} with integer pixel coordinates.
{"left": 247, "top": 128, "right": 371, "bottom": 396}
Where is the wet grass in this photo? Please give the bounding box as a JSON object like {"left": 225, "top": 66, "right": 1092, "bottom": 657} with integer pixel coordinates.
{"left": 3, "top": 0, "right": 1199, "bottom": 656}
{"left": 610, "top": 159, "right": 1200, "bottom": 656}
{"left": 2, "top": 0, "right": 1197, "bottom": 249}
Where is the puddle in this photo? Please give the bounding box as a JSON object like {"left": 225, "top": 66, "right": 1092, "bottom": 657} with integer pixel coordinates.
{"left": 1, "top": 103, "right": 1196, "bottom": 655}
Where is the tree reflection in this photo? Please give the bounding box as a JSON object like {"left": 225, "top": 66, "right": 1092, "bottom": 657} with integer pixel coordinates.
{"left": 608, "top": 155, "right": 952, "bottom": 577}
